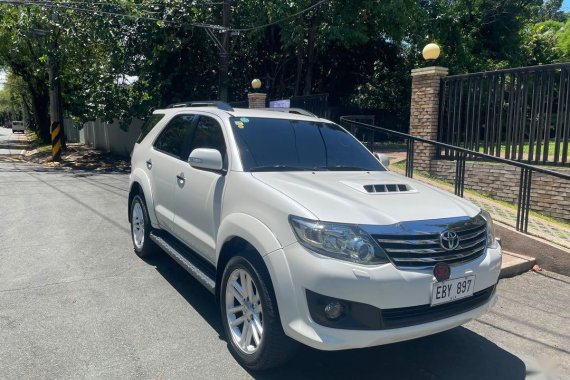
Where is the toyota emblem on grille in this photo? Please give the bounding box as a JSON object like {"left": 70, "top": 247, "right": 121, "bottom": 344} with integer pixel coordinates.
{"left": 440, "top": 230, "right": 460, "bottom": 251}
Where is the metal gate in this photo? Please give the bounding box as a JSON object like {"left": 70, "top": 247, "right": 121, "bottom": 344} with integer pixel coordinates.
{"left": 439, "top": 63, "right": 570, "bottom": 166}
{"left": 290, "top": 93, "right": 329, "bottom": 118}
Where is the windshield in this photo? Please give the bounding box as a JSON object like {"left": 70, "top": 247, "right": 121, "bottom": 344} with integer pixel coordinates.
{"left": 230, "top": 117, "right": 385, "bottom": 172}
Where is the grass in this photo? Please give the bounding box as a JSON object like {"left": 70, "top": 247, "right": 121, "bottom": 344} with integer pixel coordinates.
{"left": 476, "top": 141, "right": 570, "bottom": 159}
{"left": 375, "top": 142, "right": 407, "bottom": 150}
{"left": 391, "top": 160, "right": 570, "bottom": 229}
{"left": 29, "top": 131, "right": 51, "bottom": 153}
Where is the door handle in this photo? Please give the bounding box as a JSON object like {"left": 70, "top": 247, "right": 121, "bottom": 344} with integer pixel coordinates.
{"left": 176, "top": 173, "right": 186, "bottom": 183}
{"left": 146, "top": 159, "right": 152, "bottom": 169}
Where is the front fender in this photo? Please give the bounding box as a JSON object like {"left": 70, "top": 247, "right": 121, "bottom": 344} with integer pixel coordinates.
{"left": 216, "top": 213, "right": 283, "bottom": 259}
{"left": 129, "top": 168, "right": 159, "bottom": 228}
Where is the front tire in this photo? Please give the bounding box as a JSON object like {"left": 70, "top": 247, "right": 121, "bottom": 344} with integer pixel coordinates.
{"left": 220, "top": 255, "right": 298, "bottom": 371}
{"left": 130, "top": 194, "right": 155, "bottom": 257}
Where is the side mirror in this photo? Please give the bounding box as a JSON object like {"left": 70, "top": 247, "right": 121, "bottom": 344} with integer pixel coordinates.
{"left": 189, "top": 148, "right": 223, "bottom": 171}
{"left": 374, "top": 153, "right": 390, "bottom": 168}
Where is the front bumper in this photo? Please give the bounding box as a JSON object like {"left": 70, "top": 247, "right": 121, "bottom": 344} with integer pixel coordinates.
{"left": 263, "top": 242, "right": 501, "bottom": 351}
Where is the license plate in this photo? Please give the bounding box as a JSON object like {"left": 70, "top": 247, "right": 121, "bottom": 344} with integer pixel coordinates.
{"left": 431, "top": 275, "right": 475, "bottom": 306}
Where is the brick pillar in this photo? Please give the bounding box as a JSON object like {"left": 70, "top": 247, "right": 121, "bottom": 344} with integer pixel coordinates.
{"left": 248, "top": 93, "right": 267, "bottom": 108}
{"left": 409, "top": 66, "right": 448, "bottom": 172}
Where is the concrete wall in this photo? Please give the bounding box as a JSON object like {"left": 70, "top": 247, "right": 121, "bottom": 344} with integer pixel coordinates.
{"left": 429, "top": 159, "right": 570, "bottom": 223}
{"left": 80, "top": 118, "right": 143, "bottom": 157}
{"left": 63, "top": 118, "right": 80, "bottom": 143}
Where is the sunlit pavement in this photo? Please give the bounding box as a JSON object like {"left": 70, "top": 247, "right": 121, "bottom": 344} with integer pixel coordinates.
{"left": 0, "top": 127, "right": 27, "bottom": 161}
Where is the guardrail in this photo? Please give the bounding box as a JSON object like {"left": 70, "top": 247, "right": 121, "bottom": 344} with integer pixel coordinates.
{"left": 340, "top": 116, "right": 570, "bottom": 233}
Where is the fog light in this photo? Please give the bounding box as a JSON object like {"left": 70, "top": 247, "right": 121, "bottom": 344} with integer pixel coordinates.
{"left": 324, "top": 301, "right": 344, "bottom": 320}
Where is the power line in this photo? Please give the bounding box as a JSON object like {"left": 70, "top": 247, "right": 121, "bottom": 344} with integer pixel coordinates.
{"left": 231, "top": 0, "right": 329, "bottom": 32}
{"left": 5, "top": 0, "right": 161, "bottom": 15}
{"left": 0, "top": 0, "right": 330, "bottom": 33}
{"left": 0, "top": 0, "right": 217, "bottom": 29}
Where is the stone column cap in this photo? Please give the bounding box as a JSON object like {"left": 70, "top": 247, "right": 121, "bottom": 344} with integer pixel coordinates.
{"left": 248, "top": 92, "right": 267, "bottom": 99}
{"left": 411, "top": 66, "right": 449, "bottom": 77}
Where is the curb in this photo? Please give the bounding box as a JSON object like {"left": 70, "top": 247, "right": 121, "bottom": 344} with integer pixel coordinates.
{"left": 500, "top": 251, "right": 536, "bottom": 279}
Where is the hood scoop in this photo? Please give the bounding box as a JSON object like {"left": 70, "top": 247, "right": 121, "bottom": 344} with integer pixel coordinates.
{"left": 364, "top": 184, "right": 415, "bottom": 193}
{"left": 341, "top": 180, "right": 417, "bottom": 194}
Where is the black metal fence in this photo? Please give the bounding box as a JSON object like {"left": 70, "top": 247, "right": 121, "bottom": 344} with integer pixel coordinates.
{"left": 290, "top": 93, "right": 329, "bottom": 118}
{"left": 229, "top": 100, "right": 248, "bottom": 108}
{"left": 439, "top": 63, "right": 570, "bottom": 166}
{"left": 340, "top": 116, "right": 570, "bottom": 234}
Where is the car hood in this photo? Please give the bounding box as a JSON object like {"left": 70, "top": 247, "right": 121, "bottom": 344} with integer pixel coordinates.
{"left": 251, "top": 171, "right": 480, "bottom": 225}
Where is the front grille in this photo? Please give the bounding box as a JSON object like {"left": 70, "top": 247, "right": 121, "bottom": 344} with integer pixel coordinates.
{"left": 381, "top": 285, "right": 496, "bottom": 329}
{"left": 372, "top": 217, "right": 487, "bottom": 267}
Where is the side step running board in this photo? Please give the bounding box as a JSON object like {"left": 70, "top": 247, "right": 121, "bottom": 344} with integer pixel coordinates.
{"left": 150, "top": 231, "right": 216, "bottom": 294}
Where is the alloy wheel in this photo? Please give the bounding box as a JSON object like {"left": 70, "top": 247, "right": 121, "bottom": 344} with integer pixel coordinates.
{"left": 131, "top": 200, "right": 145, "bottom": 250}
{"left": 225, "top": 268, "right": 264, "bottom": 354}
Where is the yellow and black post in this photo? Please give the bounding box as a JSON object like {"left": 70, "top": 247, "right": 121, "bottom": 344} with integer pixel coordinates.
{"left": 51, "top": 121, "right": 62, "bottom": 161}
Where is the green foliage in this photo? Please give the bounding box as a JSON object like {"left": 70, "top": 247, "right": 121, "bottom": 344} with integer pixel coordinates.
{"left": 555, "top": 20, "right": 570, "bottom": 59}
{"left": 522, "top": 20, "right": 564, "bottom": 64}
{"left": 0, "top": 0, "right": 568, "bottom": 138}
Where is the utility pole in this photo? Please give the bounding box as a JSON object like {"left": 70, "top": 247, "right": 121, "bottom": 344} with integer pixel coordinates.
{"left": 47, "top": 12, "right": 64, "bottom": 161}
{"left": 219, "top": 0, "right": 230, "bottom": 101}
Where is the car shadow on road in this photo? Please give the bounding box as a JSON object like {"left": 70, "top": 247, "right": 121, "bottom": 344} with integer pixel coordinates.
{"left": 254, "top": 327, "right": 526, "bottom": 380}
{"left": 142, "top": 252, "right": 224, "bottom": 336}
{"left": 143, "top": 253, "right": 526, "bottom": 380}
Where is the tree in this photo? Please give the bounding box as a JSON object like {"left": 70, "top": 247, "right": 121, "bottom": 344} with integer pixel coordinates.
{"left": 1, "top": 0, "right": 567, "bottom": 140}
{"left": 0, "top": 5, "right": 51, "bottom": 141}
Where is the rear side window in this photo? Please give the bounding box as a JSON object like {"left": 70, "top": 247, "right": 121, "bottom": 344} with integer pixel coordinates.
{"left": 153, "top": 115, "right": 194, "bottom": 158}
{"left": 137, "top": 113, "right": 165, "bottom": 143}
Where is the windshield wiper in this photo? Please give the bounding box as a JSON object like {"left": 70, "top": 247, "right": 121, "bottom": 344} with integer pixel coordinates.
{"left": 249, "top": 165, "right": 324, "bottom": 172}
{"left": 321, "top": 165, "right": 371, "bottom": 171}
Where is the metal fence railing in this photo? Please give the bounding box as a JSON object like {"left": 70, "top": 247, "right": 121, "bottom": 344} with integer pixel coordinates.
{"left": 340, "top": 116, "right": 570, "bottom": 234}
{"left": 439, "top": 63, "right": 570, "bottom": 167}
{"left": 290, "top": 93, "right": 329, "bottom": 118}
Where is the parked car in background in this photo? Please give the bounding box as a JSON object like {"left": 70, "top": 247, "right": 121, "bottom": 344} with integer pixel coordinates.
{"left": 11, "top": 121, "right": 25, "bottom": 133}
{"left": 128, "top": 101, "right": 502, "bottom": 370}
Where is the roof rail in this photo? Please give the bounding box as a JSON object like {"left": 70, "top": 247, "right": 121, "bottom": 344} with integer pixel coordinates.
{"left": 262, "top": 107, "right": 318, "bottom": 118}
{"left": 166, "top": 100, "right": 234, "bottom": 112}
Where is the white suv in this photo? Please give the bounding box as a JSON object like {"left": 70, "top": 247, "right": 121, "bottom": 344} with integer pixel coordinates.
{"left": 128, "top": 101, "right": 501, "bottom": 370}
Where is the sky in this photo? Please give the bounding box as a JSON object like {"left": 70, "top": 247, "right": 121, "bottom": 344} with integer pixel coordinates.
{"left": 0, "top": 70, "right": 5, "bottom": 91}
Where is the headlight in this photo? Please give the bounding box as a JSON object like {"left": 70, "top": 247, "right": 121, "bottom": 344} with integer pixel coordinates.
{"left": 480, "top": 210, "right": 499, "bottom": 249}
{"left": 289, "top": 216, "right": 389, "bottom": 265}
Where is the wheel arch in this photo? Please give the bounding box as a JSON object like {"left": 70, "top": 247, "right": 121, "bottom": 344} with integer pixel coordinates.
{"left": 128, "top": 169, "right": 158, "bottom": 227}
{"left": 215, "top": 213, "right": 283, "bottom": 302}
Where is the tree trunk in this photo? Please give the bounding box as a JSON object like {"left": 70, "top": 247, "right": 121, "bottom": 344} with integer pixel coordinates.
{"left": 294, "top": 52, "right": 303, "bottom": 96}
{"left": 303, "top": 21, "right": 317, "bottom": 96}
{"left": 28, "top": 85, "right": 51, "bottom": 144}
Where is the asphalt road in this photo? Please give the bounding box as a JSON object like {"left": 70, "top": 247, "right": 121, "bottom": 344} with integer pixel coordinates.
{"left": 0, "top": 128, "right": 568, "bottom": 379}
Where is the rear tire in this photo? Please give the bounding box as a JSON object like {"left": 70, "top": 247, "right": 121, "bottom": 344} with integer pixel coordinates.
{"left": 220, "top": 255, "right": 298, "bottom": 371}
{"left": 130, "top": 194, "right": 155, "bottom": 257}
